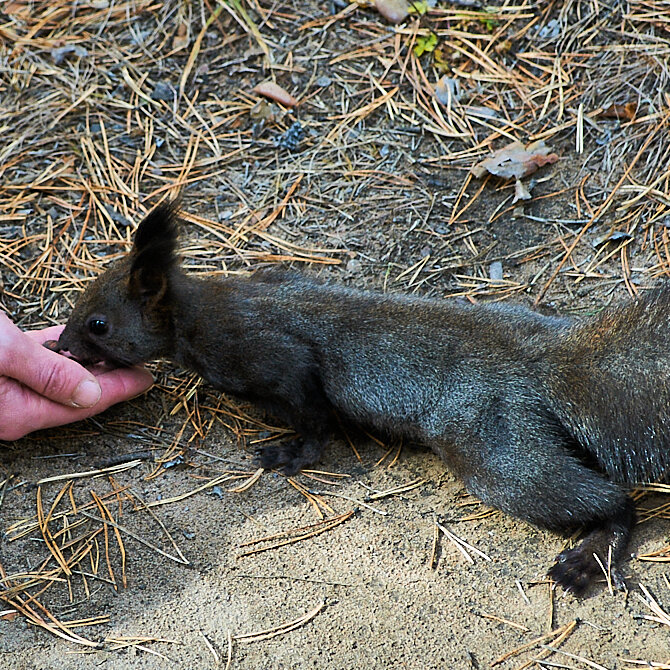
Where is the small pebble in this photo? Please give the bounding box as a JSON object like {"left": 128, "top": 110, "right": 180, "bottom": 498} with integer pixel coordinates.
{"left": 151, "top": 81, "right": 174, "bottom": 101}
{"left": 489, "top": 261, "right": 503, "bottom": 281}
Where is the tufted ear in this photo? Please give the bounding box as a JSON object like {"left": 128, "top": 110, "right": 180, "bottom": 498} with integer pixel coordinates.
{"left": 129, "top": 200, "right": 180, "bottom": 304}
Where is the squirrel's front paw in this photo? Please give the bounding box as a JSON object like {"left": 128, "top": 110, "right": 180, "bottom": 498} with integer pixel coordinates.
{"left": 258, "top": 437, "right": 324, "bottom": 475}
{"left": 258, "top": 441, "right": 303, "bottom": 475}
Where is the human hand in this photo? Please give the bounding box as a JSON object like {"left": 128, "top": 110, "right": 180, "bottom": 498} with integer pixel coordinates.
{"left": 0, "top": 312, "right": 154, "bottom": 441}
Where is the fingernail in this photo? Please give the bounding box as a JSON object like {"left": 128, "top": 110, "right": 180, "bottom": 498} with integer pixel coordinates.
{"left": 71, "top": 379, "right": 102, "bottom": 408}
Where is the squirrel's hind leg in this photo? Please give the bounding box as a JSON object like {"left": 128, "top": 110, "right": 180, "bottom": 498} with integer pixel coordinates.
{"left": 429, "top": 399, "right": 634, "bottom": 595}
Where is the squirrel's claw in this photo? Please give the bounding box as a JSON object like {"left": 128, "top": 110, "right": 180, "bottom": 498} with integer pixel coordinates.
{"left": 548, "top": 545, "right": 628, "bottom": 596}
{"left": 43, "top": 339, "right": 63, "bottom": 353}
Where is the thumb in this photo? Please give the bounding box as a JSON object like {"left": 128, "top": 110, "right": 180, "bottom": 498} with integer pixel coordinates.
{"left": 1, "top": 316, "right": 101, "bottom": 408}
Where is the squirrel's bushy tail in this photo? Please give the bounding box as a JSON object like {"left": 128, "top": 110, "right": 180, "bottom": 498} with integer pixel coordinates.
{"left": 543, "top": 287, "right": 670, "bottom": 483}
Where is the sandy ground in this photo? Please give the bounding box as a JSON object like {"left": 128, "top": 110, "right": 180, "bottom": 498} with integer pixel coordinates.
{"left": 2, "top": 412, "right": 669, "bottom": 669}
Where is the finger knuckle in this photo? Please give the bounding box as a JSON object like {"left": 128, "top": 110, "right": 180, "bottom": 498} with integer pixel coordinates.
{"left": 37, "top": 361, "right": 71, "bottom": 399}
{"left": 0, "top": 342, "right": 11, "bottom": 373}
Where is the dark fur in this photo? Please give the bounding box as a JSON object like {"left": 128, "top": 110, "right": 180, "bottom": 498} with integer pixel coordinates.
{"left": 56, "top": 202, "right": 670, "bottom": 595}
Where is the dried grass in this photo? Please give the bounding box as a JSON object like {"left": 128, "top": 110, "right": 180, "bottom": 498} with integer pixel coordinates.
{"left": 2, "top": 0, "right": 670, "bottom": 661}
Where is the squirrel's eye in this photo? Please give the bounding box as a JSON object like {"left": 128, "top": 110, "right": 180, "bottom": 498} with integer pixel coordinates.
{"left": 88, "top": 317, "right": 109, "bottom": 336}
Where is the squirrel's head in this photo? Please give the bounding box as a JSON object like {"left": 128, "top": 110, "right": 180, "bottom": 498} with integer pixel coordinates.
{"left": 56, "top": 201, "right": 180, "bottom": 366}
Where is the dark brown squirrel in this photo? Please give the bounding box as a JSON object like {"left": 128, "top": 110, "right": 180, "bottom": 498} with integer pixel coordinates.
{"left": 53, "top": 201, "right": 670, "bottom": 595}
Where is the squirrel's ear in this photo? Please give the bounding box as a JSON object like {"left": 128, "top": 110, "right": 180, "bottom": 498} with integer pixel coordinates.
{"left": 129, "top": 200, "right": 180, "bottom": 304}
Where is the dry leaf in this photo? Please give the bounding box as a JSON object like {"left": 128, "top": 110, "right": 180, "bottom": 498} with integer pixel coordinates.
{"left": 172, "top": 22, "right": 189, "bottom": 52}
{"left": 435, "top": 76, "right": 460, "bottom": 107}
{"left": 471, "top": 140, "right": 559, "bottom": 179}
{"left": 513, "top": 178, "right": 532, "bottom": 203}
{"left": 374, "top": 0, "right": 410, "bottom": 23}
{"left": 249, "top": 99, "right": 275, "bottom": 122}
{"left": 600, "top": 102, "right": 637, "bottom": 121}
{"left": 253, "top": 81, "right": 298, "bottom": 107}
